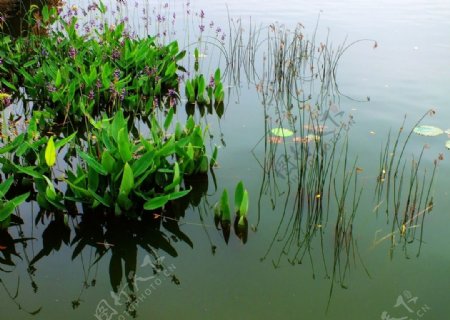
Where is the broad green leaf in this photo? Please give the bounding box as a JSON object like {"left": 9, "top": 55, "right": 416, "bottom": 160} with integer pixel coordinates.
{"left": 55, "top": 132, "right": 77, "bottom": 149}
{"left": 165, "top": 61, "right": 177, "bottom": 77}
{"left": 164, "top": 107, "right": 174, "bottom": 131}
{"left": 168, "top": 188, "right": 191, "bottom": 201}
{"left": 220, "top": 189, "right": 231, "bottom": 222}
{"left": 1, "top": 78, "right": 17, "bottom": 91}
{"left": 0, "top": 133, "right": 25, "bottom": 154}
{"left": 144, "top": 195, "right": 169, "bottom": 210}
{"left": 0, "top": 202, "right": 16, "bottom": 222}
{"left": 186, "top": 116, "right": 195, "bottom": 131}
{"left": 77, "top": 149, "right": 108, "bottom": 175}
{"left": 0, "top": 192, "right": 29, "bottom": 222}
{"left": 10, "top": 192, "right": 29, "bottom": 208}
{"left": 214, "top": 68, "right": 221, "bottom": 85}
{"left": 88, "top": 167, "right": 99, "bottom": 191}
{"left": 118, "top": 128, "right": 132, "bottom": 162}
{"left": 131, "top": 150, "right": 155, "bottom": 177}
{"left": 45, "top": 136, "right": 57, "bottom": 167}
{"left": 239, "top": 190, "right": 249, "bottom": 217}
{"left": 14, "top": 165, "right": 43, "bottom": 179}
{"left": 238, "top": 215, "right": 247, "bottom": 227}
{"left": 101, "top": 151, "right": 116, "bottom": 173}
{"left": 43, "top": 176, "right": 57, "bottom": 201}
{"left": 0, "top": 176, "right": 14, "bottom": 198}
{"left": 55, "top": 69, "right": 62, "bottom": 87}
{"left": 89, "top": 190, "right": 111, "bottom": 207}
{"left": 234, "top": 181, "right": 244, "bottom": 212}
{"left": 119, "top": 163, "right": 134, "bottom": 197}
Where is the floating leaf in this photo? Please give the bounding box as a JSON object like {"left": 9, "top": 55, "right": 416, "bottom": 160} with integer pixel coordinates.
{"left": 271, "top": 127, "right": 294, "bottom": 137}
{"left": 413, "top": 125, "right": 443, "bottom": 137}
{"left": 445, "top": 140, "right": 450, "bottom": 150}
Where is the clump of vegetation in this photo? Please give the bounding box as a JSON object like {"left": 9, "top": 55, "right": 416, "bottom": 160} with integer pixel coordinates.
{"left": 0, "top": 3, "right": 225, "bottom": 224}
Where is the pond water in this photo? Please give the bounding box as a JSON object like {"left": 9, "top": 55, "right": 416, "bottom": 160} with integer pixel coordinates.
{"left": 2, "top": 0, "right": 450, "bottom": 319}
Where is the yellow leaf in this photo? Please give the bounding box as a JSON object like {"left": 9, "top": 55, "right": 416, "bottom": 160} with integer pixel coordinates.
{"left": 45, "top": 136, "right": 56, "bottom": 167}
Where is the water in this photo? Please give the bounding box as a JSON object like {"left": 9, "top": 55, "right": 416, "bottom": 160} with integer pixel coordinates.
{"left": 2, "top": 1, "right": 450, "bottom": 319}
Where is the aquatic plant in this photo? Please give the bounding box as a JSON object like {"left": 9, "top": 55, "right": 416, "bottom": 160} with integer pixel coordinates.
{"left": 374, "top": 111, "right": 440, "bottom": 257}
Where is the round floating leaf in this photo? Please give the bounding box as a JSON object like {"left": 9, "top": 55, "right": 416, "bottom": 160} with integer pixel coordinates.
{"left": 413, "top": 125, "right": 443, "bottom": 137}
{"left": 444, "top": 129, "right": 450, "bottom": 135}
{"left": 271, "top": 127, "right": 294, "bottom": 137}
{"left": 445, "top": 140, "right": 450, "bottom": 150}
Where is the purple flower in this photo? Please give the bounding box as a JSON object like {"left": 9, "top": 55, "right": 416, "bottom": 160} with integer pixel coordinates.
{"left": 208, "top": 76, "right": 215, "bottom": 88}
{"left": 88, "top": 90, "right": 95, "bottom": 100}
{"left": 96, "top": 79, "right": 102, "bottom": 89}
{"left": 68, "top": 47, "right": 77, "bottom": 59}
{"left": 199, "top": 25, "right": 205, "bottom": 32}
{"left": 209, "top": 21, "right": 214, "bottom": 28}
{"left": 119, "top": 88, "right": 126, "bottom": 101}
{"left": 153, "top": 97, "right": 159, "bottom": 107}
{"left": 114, "top": 69, "right": 120, "bottom": 79}
{"left": 200, "top": 10, "right": 205, "bottom": 19}
{"left": 0, "top": 58, "right": 3, "bottom": 65}
{"left": 47, "top": 84, "right": 56, "bottom": 92}
{"left": 168, "top": 89, "right": 176, "bottom": 97}
{"left": 112, "top": 49, "right": 121, "bottom": 60}
{"left": 88, "top": 3, "right": 98, "bottom": 11}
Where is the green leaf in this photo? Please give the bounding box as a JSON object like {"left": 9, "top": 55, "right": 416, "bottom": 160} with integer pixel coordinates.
{"left": 0, "top": 202, "right": 16, "bottom": 222}
{"left": 214, "top": 68, "right": 221, "bottom": 85}
{"left": 119, "top": 163, "right": 134, "bottom": 197}
{"left": 0, "top": 133, "right": 25, "bottom": 154}
{"left": 1, "top": 78, "right": 17, "bottom": 91}
{"left": 168, "top": 188, "right": 191, "bottom": 201}
{"left": 0, "top": 193, "right": 29, "bottom": 222}
{"left": 118, "top": 127, "right": 132, "bottom": 162}
{"left": 14, "top": 165, "right": 43, "bottom": 179}
{"left": 239, "top": 190, "right": 249, "bottom": 217}
{"left": 42, "top": 5, "right": 49, "bottom": 23}
{"left": 164, "top": 107, "right": 174, "bottom": 131}
{"left": 55, "top": 132, "right": 77, "bottom": 149}
{"left": 0, "top": 177, "right": 14, "bottom": 198}
{"left": 101, "top": 151, "right": 116, "bottom": 173}
{"left": 165, "top": 61, "right": 177, "bottom": 77}
{"left": 131, "top": 150, "right": 155, "bottom": 178}
{"left": 77, "top": 149, "right": 108, "bottom": 175}
{"left": 89, "top": 190, "right": 111, "bottom": 207}
{"left": 210, "top": 146, "right": 218, "bottom": 168}
{"left": 88, "top": 167, "right": 99, "bottom": 191}
{"left": 55, "top": 69, "right": 62, "bottom": 87}
{"left": 144, "top": 195, "right": 169, "bottom": 210}
{"left": 234, "top": 181, "right": 244, "bottom": 212}
{"left": 45, "top": 136, "right": 57, "bottom": 167}
{"left": 220, "top": 189, "right": 231, "bottom": 222}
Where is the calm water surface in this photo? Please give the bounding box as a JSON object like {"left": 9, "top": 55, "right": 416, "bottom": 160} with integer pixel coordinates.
{"left": 2, "top": 1, "right": 450, "bottom": 319}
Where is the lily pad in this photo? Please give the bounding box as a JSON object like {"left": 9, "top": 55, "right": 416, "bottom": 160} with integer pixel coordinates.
{"left": 271, "top": 127, "right": 294, "bottom": 137}
{"left": 444, "top": 129, "right": 450, "bottom": 135}
{"left": 445, "top": 140, "right": 450, "bottom": 150}
{"left": 413, "top": 125, "right": 443, "bottom": 137}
